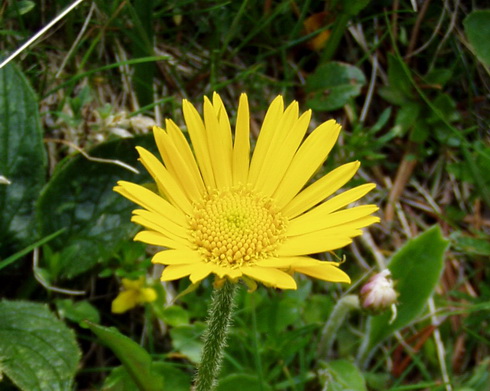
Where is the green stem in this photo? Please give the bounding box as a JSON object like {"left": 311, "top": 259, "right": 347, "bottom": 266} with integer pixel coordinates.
{"left": 194, "top": 281, "right": 238, "bottom": 391}
{"left": 316, "top": 294, "right": 359, "bottom": 358}
{"left": 320, "top": 12, "right": 351, "bottom": 63}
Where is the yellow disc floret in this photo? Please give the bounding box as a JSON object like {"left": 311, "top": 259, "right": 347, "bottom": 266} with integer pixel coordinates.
{"left": 189, "top": 186, "right": 287, "bottom": 267}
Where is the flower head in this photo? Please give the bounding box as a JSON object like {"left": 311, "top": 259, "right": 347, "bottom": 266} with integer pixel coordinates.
{"left": 360, "top": 269, "right": 398, "bottom": 314}
{"left": 111, "top": 276, "right": 157, "bottom": 314}
{"left": 114, "top": 93, "right": 379, "bottom": 290}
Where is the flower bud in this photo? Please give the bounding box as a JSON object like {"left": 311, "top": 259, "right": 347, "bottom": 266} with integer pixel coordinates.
{"left": 360, "top": 270, "right": 398, "bottom": 316}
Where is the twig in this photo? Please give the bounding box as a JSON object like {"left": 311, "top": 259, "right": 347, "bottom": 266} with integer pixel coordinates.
{"left": 410, "top": 179, "right": 443, "bottom": 215}
{"left": 44, "top": 138, "right": 140, "bottom": 174}
{"left": 56, "top": 1, "right": 96, "bottom": 78}
{"left": 0, "top": 175, "right": 11, "bottom": 185}
{"left": 405, "top": 0, "right": 431, "bottom": 62}
{"left": 429, "top": 0, "right": 460, "bottom": 71}
{"left": 33, "top": 248, "right": 85, "bottom": 295}
{"left": 0, "top": 0, "right": 87, "bottom": 69}
{"left": 359, "top": 29, "right": 379, "bottom": 123}
{"left": 428, "top": 298, "right": 453, "bottom": 391}
{"left": 360, "top": 229, "right": 386, "bottom": 270}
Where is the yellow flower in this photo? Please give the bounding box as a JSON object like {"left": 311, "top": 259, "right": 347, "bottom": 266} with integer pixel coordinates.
{"left": 114, "top": 93, "right": 379, "bottom": 290}
{"left": 111, "top": 277, "right": 157, "bottom": 313}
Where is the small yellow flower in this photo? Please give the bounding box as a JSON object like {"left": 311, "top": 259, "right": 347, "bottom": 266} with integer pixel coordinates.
{"left": 111, "top": 276, "right": 157, "bottom": 314}
{"left": 115, "top": 93, "right": 379, "bottom": 290}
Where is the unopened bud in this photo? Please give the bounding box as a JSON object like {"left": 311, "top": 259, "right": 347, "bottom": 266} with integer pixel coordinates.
{"left": 360, "top": 270, "right": 398, "bottom": 316}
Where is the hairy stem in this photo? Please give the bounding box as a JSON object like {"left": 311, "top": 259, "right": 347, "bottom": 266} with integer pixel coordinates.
{"left": 194, "top": 281, "right": 238, "bottom": 391}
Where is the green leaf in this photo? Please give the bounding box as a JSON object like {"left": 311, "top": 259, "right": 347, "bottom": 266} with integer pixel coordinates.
{"left": 378, "top": 54, "right": 413, "bottom": 105}
{"left": 216, "top": 374, "right": 272, "bottom": 391}
{"left": 55, "top": 298, "right": 101, "bottom": 324}
{"left": 37, "top": 135, "right": 154, "bottom": 279}
{"left": 450, "top": 231, "right": 490, "bottom": 256}
{"left": 85, "top": 322, "right": 164, "bottom": 391}
{"left": 259, "top": 296, "right": 302, "bottom": 334}
{"left": 159, "top": 305, "right": 190, "bottom": 327}
{"left": 306, "top": 62, "right": 366, "bottom": 111}
{"left": 339, "top": 0, "right": 371, "bottom": 16}
{"left": 103, "top": 363, "right": 191, "bottom": 391}
{"left": 464, "top": 10, "right": 490, "bottom": 66}
{"left": 386, "top": 53, "right": 413, "bottom": 98}
{"left": 0, "top": 63, "right": 46, "bottom": 257}
{"left": 319, "top": 359, "right": 367, "bottom": 391}
{"left": 6, "top": 0, "right": 36, "bottom": 17}
{"left": 170, "top": 322, "right": 206, "bottom": 363}
{"left": 363, "top": 226, "right": 449, "bottom": 358}
{"left": 0, "top": 300, "right": 81, "bottom": 391}
{"left": 152, "top": 362, "right": 191, "bottom": 391}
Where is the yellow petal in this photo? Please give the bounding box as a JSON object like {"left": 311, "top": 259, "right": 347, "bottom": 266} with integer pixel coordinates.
{"left": 282, "top": 161, "right": 360, "bottom": 219}
{"left": 132, "top": 209, "right": 189, "bottom": 239}
{"left": 241, "top": 266, "right": 297, "bottom": 289}
{"left": 212, "top": 93, "right": 233, "bottom": 157}
{"left": 160, "top": 264, "right": 195, "bottom": 281}
{"left": 182, "top": 99, "right": 216, "bottom": 188}
{"left": 203, "top": 97, "right": 232, "bottom": 188}
{"left": 189, "top": 262, "right": 215, "bottom": 283}
{"left": 154, "top": 124, "right": 204, "bottom": 202}
{"left": 255, "top": 110, "right": 311, "bottom": 196}
{"left": 134, "top": 230, "right": 189, "bottom": 250}
{"left": 255, "top": 256, "right": 329, "bottom": 268}
{"left": 293, "top": 263, "right": 351, "bottom": 283}
{"left": 212, "top": 265, "right": 242, "bottom": 279}
{"left": 288, "top": 205, "right": 379, "bottom": 236}
{"left": 274, "top": 120, "right": 341, "bottom": 209}
{"left": 111, "top": 291, "right": 139, "bottom": 314}
{"left": 136, "top": 147, "right": 193, "bottom": 214}
{"left": 114, "top": 181, "right": 187, "bottom": 226}
{"left": 278, "top": 233, "right": 354, "bottom": 256}
{"left": 152, "top": 249, "right": 203, "bottom": 265}
{"left": 140, "top": 287, "right": 158, "bottom": 303}
{"left": 319, "top": 183, "right": 376, "bottom": 213}
{"left": 248, "top": 96, "right": 284, "bottom": 183}
{"left": 251, "top": 101, "right": 300, "bottom": 191}
{"left": 232, "top": 93, "right": 250, "bottom": 185}
{"left": 121, "top": 277, "right": 144, "bottom": 289}
{"left": 164, "top": 121, "right": 205, "bottom": 193}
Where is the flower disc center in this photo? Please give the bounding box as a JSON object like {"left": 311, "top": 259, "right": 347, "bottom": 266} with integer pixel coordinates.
{"left": 189, "top": 187, "right": 287, "bottom": 267}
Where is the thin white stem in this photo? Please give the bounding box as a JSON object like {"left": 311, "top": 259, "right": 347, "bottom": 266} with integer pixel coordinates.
{"left": 56, "top": 1, "right": 96, "bottom": 78}
{"left": 428, "top": 298, "right": 453, "bottom": 391}
{"left": 0, "top": 0, "right": 87, "bottom": 69}
{"left": 360, "top": 34, "right": 379, "bottom": 123}
{"left": 33, "top": 248, "right": 85, "bottom": 295}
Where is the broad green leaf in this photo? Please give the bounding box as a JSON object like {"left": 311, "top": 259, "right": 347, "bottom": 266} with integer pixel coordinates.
{"left": 55, "top": 298, "right": 101, "bottom": 324}
{"left": 464, "top": 10, "right": 490, "bottom": 66}
{"left": 364, "top": 226, "right": 449, "bottom": 358}
{"left": 159, "top": 305, "right": 190, "bottom": 327}
{"left": 303, "top": 294, "right": 334, "bottom": 324}
{"left": 378, "top": 54, "right": 413, "bottom": 105}
{"left": 37, "top": 135, "right": 154, "bottom": 279}
{"left": 6, "top": 0, "right": 36, "bottom": 17}
{"left": 450, "top": 231, "right": 490, "bottom": 256}
{"left": 0, "top": 300, "right": 80, "bottom": 391}
{"left": 340, "top": 0, "right": 370, "bottom": 16}
{"left": 86, "top": 322, "right": 164, "bottom": 391}
{"left": 386, "top": 53, "right": 413, "bottom": 98}
{"left": 152, "top": 362, "right": 191, "bottom": 391}
{"left": 319, "top": 359, "right": 367, "bottom": 391}
{"left": 103, "top": 363, "right": 191, "bottom": 391}
{"left": 0, "top": 63, "right": 46, "bottom": 257}
{"left": 306, "top": 62, "right": 366, "bottom": 111}
{"left": 216, "top": 374, "right": 272, "bottom": 391}
{"left": 170, "top": 322, "right": 206, "bottom": 363}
